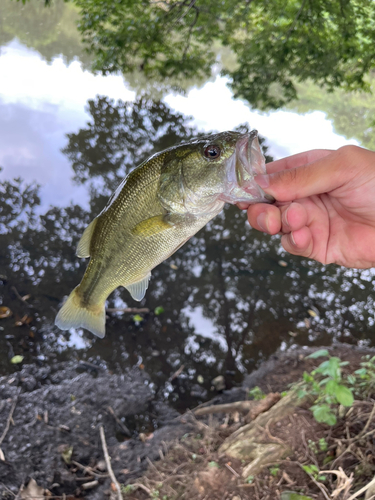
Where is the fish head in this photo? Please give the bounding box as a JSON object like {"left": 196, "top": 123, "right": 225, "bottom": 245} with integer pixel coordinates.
{"left": 159, "top": 129, "right": 274, "bottom": 216}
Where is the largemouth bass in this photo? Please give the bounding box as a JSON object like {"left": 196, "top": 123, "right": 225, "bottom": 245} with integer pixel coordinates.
{"left": 55, "top": 130, "right": 273, "bottom": 338}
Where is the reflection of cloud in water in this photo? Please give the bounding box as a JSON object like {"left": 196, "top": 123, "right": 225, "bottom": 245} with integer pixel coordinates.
{"left": 182, "top": 305, "right": 227, "bottom": 352}
{"left": 165, "top": 76, "right": 359, "bottom": 158}
{"left": 0, "top": 40, "right": 134, "bottom": 211}
{"left": 0, "top": 100, "right": 89, "bottom": 210}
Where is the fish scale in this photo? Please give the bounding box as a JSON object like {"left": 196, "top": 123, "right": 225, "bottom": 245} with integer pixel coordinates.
{"left": 55, "top": 130, "right": 272, "bottom": 338}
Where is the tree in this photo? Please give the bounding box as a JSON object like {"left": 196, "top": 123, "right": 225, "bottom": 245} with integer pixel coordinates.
{"left": 73, "top": 0, "right": 375, "bottom": 109}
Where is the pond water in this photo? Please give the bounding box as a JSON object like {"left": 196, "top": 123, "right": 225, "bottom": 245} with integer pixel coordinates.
{"left": 1, "top": 0, "right": 374, "bottom": 410}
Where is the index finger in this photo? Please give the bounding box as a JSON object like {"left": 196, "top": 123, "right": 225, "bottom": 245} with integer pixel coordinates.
{"left": 266, "top": 149, "right": 332, "bottom": 174}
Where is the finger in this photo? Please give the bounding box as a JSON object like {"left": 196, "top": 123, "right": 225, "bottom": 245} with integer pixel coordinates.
{"left": 237, "top": 202, "right": 250, "bottom": 210}
{"left": 256, "top": 146, "right": 364, "bottom": 202}
{"left": 281, "top": 227, "right": 313, "bottom": 257}
{"left": 247, "top": 204, "right": 281, "bottom": 235}
{"left": 279, "top": 202, "right": 308, "bottom": 233}
{"left": 266, "top": 149, "right": 332, "bottom": 174}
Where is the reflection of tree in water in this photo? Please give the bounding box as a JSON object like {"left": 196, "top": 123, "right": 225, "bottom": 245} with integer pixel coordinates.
{"left": 0, "top": 0, "right": 90, "bottom": 67}
{"left": 1, "top": 97, "right": 375, "bottom": 408}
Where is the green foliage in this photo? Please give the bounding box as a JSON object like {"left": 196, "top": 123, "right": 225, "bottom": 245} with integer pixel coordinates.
{"left": 73, "top": 0, "right": 375, "bottom": 109}
{"left": 281, "top": 492, "right": 314, "bottom": 500}
{"left": 354, "top": 355, "right": 375, "bottom": 396}
{"left": 302, "top": 464, "right": 326, "bottom": 481}
{"left": 154, "top": 306, "right": 165, "bottom": 316}
{"left": 121, "top": 484, "right": 135, "bottom": 494}
{"left": 269, "top": 465, "right": 280, "bottom": 477}
{"left": 208, "top": 461, "right": 220, "bottom": 468}
{"left": 248, "top": 386, "right": 266, "bottom": 400}
{"left": 300, "top": 351, "right": 354, "bottom": 426}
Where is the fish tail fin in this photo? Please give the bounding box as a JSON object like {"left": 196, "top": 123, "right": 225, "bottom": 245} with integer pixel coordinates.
{"left": 55, "top": 286, "right": 106, "bottom": 338}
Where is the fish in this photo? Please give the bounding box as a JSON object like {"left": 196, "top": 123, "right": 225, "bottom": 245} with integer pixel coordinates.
{"left": 55, "top": 129, "right": 273, "bottom": 338}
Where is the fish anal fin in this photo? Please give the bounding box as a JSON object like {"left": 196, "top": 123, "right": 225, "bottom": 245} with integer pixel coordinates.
{"left": 125, "top": 273, "right": 151, "bottom": 301}
{"left": 131, "top": 215, "right": 174, "bottom": 237}
{"left": 77, "top": 218, "right": 98, "bottom": 258}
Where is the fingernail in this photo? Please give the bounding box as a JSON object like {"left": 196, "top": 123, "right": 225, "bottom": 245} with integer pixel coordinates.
{"left": 290, "top": 232, "right": 296, "bottom": 246}
{"left": 282, "top": 206, "right": 291, "bottom": 228}
{"left": 257, "top": 212, "right": 268, "bottom": 232}
{"left": 255, "top": 174, "right": 270, "bottom": 189}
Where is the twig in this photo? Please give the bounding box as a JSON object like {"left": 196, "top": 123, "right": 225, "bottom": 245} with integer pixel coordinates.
{"left": 11, "top": 286, "right": 33, "bottom": 308}
{"left": 146, "top": 456, "right": 163, "bottom": 479}
{"left": 224, "top": 462, "right": 240, "bottom": 478}
{"left": 346, "top": 475, "right": 375, "bottom": 500}
{"left": 131, "top": 483, "right": 153, "bottom": 495}
{"left": 298, "top": 463, "right": 331, "bottom": 500}
{"left": 106, "top": 406, "right": 131, "bottom": 436}
{"left": 360, "top": 401, "right": 375, "bottom": 436}
{"left": 106, "top": 307, "right": 149, "bottom": 313}
{"left": 169, "top": 365, "right": 185, "bottom": 381}
{"left": 99, "top": 425, "right": 122, "bottom": 500}
{"left": 71, "top": 460, "right": 109, "bottom": 479}
{"left": 0, "top": 482, "right": 15, "bottom": 497}
{"left": 0, "top": 389, "right": 20, "bottom": 446}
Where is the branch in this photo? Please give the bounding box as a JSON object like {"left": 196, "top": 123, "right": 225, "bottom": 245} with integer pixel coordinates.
{"left": 99, "top": 425, "right": 122, "bottom": 500}
{"left": 0, "top": 389, "right": 20, "bottom": 446}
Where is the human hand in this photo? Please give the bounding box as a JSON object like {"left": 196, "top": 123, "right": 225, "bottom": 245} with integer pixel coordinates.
{"left": 240, "top": 145, "right": 375, "bottom": 269}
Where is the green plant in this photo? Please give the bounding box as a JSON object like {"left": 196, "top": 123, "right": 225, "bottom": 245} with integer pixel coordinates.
{"left": 248, "top": 386, "right": 266, "bottom": 400}
{"left": 270, "top": 465, "right": 280, "bottom": 476}
{"left": 245, "top": 475, "right": 255, "bottom": 484}
{"left": 354, "top": 355, "right": 375, "bottom": 396}
{"left": 121, "top": 484, "right": 135, "bottom": 494}
{"left": 302, "top": 464, "right": 326, "bottom": 482}
{"left": 298, "top": 350, "right": 354, "bottom": 425}
{"left": 318, "top": 437, "right": 328, "bottom": 452}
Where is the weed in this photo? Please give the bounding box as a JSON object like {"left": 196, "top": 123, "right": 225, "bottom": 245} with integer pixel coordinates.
{"left": 297, "top": 349, "right": 354, "bottom": 425}
{"left": 248, "top": 386, "right": 266, "bottom": 400}
{"left": 302, "top": 464, "right": 326, "bottom": 481}
{"left": 269, "top": 465, "right": 280, "bottom": 476}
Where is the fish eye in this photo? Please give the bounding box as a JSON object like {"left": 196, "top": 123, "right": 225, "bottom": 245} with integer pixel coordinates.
{"left": 204, "top": 144, "right": 221, "bottom": 159}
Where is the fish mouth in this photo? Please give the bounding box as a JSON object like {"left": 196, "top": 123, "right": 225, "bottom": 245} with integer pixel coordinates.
{"left": 235, "top": 131, "right": 275, "bottom": 203}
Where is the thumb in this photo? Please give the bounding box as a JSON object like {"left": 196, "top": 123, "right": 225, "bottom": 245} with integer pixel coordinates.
{"left": 255, "top": 146, "right": 359, "bottom": 202}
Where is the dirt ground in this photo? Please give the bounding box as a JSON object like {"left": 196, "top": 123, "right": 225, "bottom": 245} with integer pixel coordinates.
{"left": 0, "top": 343, "right": 374, "bottom": 499}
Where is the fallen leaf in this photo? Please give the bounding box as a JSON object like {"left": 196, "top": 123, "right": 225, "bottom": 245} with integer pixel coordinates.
{"left": 61, "top": 445, "right": 73, "bottom": 464}
{"left": 0, "top": 306, "right": 12, "bottom": 319}
{"left": 278, "top": 260, "right": 288, "bottom": 267}
{"left": 10, "top": 355, "right": 24, "bottom": 364}
{"left": 304, "top": 318, "right": 311, "bottom": 328}
{"left": 307, "top": 309, "right": 318, "bottom": 317}
{"left": 170, "top": 263, "right": 178, "bottom": 270}
{"left": 20, "top": 478, "right": 45, "bottom": 499}
{"left": 0, "top": 448, "right": 5, "bottom": 461}
{"left": 288, "top": 331, "right": 298, "bottom": 337}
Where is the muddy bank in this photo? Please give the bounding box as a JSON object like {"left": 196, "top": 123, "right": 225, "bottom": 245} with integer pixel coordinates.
{"left": 0, "top": 343, "right": 374, "bottom": 498}
{"left": 0, "top": 362, "right": 193, "bottom": 498}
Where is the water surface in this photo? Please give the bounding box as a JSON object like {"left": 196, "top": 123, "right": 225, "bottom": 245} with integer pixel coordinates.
{"left": 1, "top": 0, "right": 373, "bottom": 410}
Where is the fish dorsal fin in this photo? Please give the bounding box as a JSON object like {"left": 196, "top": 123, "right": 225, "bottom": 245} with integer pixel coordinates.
{"left": 131, "top": 215, "right": 174, "bottom": 237}
{"left": 125, "top": 273, "right": 151, "bottom": 301}
{"left": 77, "top": 218, "right": 98, "bottom": 258}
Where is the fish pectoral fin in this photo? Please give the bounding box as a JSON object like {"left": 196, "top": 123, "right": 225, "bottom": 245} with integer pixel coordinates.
{"left": 125, "top": 273, "right": 151, "bottom": 301}
{"left": 131, "top": 215, "right": 174, "bottom": 237}
{"left": 76, "top": 218, "right": 98, "bottom": 258}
